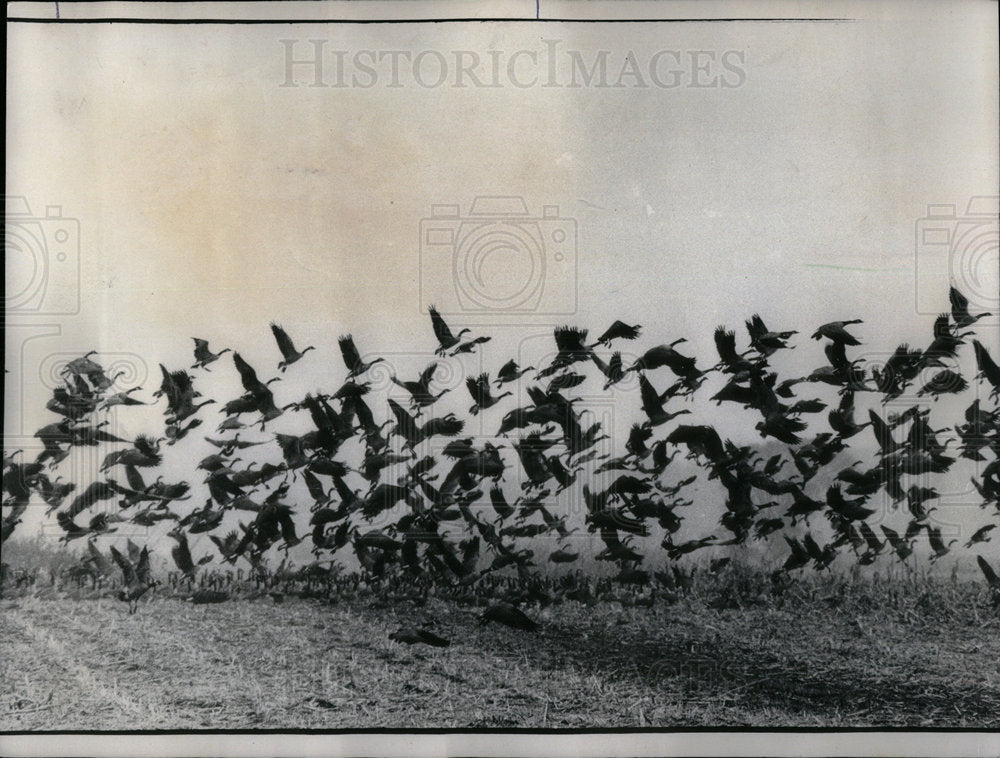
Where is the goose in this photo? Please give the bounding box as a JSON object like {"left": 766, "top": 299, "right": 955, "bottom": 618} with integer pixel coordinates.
{"left": 916, "top": 369, "right": 969, "bottom": 399}
{"left": 191, "top": 338, "right": 231, "bottom": 370}
{"left": 100, "top": 435, "right": 163, "bottom": 471}
{"left": 964, "top": 524, "right": 995, "bottom": 548}
{"left": 495, "top": 359, "right": 534, "bottom": 386}
{"left": 827, "top": 391, "right": 871, "bottom": 439}
{"left": 745, "top": 314, "right": 797, "bottom": 356}
{"left": 880, "top": 525, "right": 914, "bottom": 562}
{"left": 926, "top": 525, "right": 956, "bottom": 561}
{"left": 451, "top": 335, "right": 491, "bottom": 355}
{"left": 589, "top": 320, "right": 641, "bottom": 348}
{"left": 466, "top": 373, "right": 512, "bottom": 415}
{"left": 712, "top": 325, "right": 754, "bottom": 373}
{"left": 99, "top": 386, "right": 147, "bottom": 410}
{"left": 110, "top": 544, "right": 157, "bottom": 614}
{"left": 591, "top": 352, "right": 625, "bottom": 390}
{"left": 270, "top": 323, "right": 315, "bottom": 372}
{"left": 337, "top": 334, "right": 385, "bottom": 378}
{"left": 950, "top": 285, "right": 992, "bottom": 329}
{"left": 168, "top": 529, "right": 213, "bottom": 577}
{"left": 972, "top": 340, "right": 1000, "bottom": 401}
{"left": 811, "top": 319, "right": 863, "bottom": 345}
{"left": 391, "top": 362, "right": 451, "bottom": 412}
{"left": 976, "top": 555, "right": 1000, "bottom": 604}
{"left": 638, "top": 373, "right": 691, "bottom": 427}
{"left": 232, "top": 352, "right": 283, "bottom": 426}
{"left": 2, "top": 503, "right": 27, "bottom": 542}
{"left": 536, "top": 326, "right": 593, "bottom": 378}
{"left": 428, "top": 305, "right": 470, "bottom": 355}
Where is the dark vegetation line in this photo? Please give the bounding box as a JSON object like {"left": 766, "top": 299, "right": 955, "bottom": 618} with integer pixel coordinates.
{"left": 2, "top": 286, "right": 999, "bottom": 623}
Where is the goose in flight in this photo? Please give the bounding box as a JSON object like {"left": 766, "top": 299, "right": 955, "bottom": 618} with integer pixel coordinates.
{"left": 589, "top": 320, "right": 641, "bottom": 348}
{"left": 637, "top": 373, "right": 692, "bottom": 427}
{"left": 110, "top": 544, "right": 157, "bottom": 614}
{"left": 713, "top": 325, "right": 754, "bottom": 374}
{"left": 811, "top": 319, "right": 863, "bottom": 345}
{"left": 976, "top": 555, "right": 1000, "bottom": 604}
{"left": 495, "top": 359, "right": 534, "bottom": 386}
{"left": 270, "top": 323, "right": 316, "bottom": 372}
{"left": 591, "top": 351, "right": 625, "bottom": 390}
{"left": 391, "top": 362, "right": 451, "bottom": 412}
{"left": 428, "top": 305, "right": 471, "bottom": 355}
{"left": 964, "top": 524, "right": 995, "bottom": 549}
{"left": 466, "top": 373, "right": 512, "bottom": 415}
{"left": 972, "top": 340, "right": 1000, "bottom": 401}
{"left": 745, "top": 314, "right": 797, "bottom": 356}
{"left": 337, "top": 334, "right": 385, "bottom": 378}
{"left": 191, "top": 338, "right": 231, "bottom": 370}
{"left": 950, "top": 286, "right": 992, "bottom": 329}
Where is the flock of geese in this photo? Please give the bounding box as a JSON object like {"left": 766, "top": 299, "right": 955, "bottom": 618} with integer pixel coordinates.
{"left": 3, "top": 286, "right": 1000, "bottom": 626}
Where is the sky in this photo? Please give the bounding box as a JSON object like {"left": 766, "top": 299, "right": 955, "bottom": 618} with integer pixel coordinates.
{"left": 5, "top": 1, "right": 999, "bottom": 571}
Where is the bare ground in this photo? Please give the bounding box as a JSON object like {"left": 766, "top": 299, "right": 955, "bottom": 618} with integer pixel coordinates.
{"left": 2, "top": 582, "right": 998, "bottom": 730}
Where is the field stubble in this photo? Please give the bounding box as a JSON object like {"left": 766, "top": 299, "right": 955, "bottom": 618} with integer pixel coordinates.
{"left": 2, "top": 568, "right": 998, "bottom": 730}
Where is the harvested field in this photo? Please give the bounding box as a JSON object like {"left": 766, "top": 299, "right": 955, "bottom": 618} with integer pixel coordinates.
{"left": 3, "top": 571, "right": 998, "bottom": 730}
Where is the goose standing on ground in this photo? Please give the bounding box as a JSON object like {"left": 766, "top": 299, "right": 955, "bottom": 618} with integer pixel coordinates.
{"left": 191, "top": 338, "right": 231, "bottom": 370}
{"left": 270, "top": 323, "right": 316, "bottom": 372}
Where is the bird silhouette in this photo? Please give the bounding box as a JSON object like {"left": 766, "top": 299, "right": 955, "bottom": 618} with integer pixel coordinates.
{"left": 191, "top": 338, "right": 231, "bottom": 370}
{"left": 337, "top": 334, "right": 385, "bottom": 378}
{"left": 495, "top": 360, "right": 534, "bottom": 386}
{"left": 466, "top": 373, "right": 512, "bottom": 415}
{"left": 428, "top": 305, "right": 470, "bottom": 356}
{"left": 110, "top": 544, "right": 157, "bottom": 614}
{"left": 270, "top": 323, "right": 316, "bottom": 372}
{"left": 811, "top": 319, "right": 863, "bottom": 345}
{"left": 589, "top": 320, "right": 641, "bottom": 348}
{"left": 950, "top": 286, "right": 992, "bottom": 329}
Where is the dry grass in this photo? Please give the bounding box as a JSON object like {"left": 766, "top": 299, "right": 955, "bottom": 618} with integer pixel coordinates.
{"left": 2, "top": 568, "right": 998, "bottom": 730}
